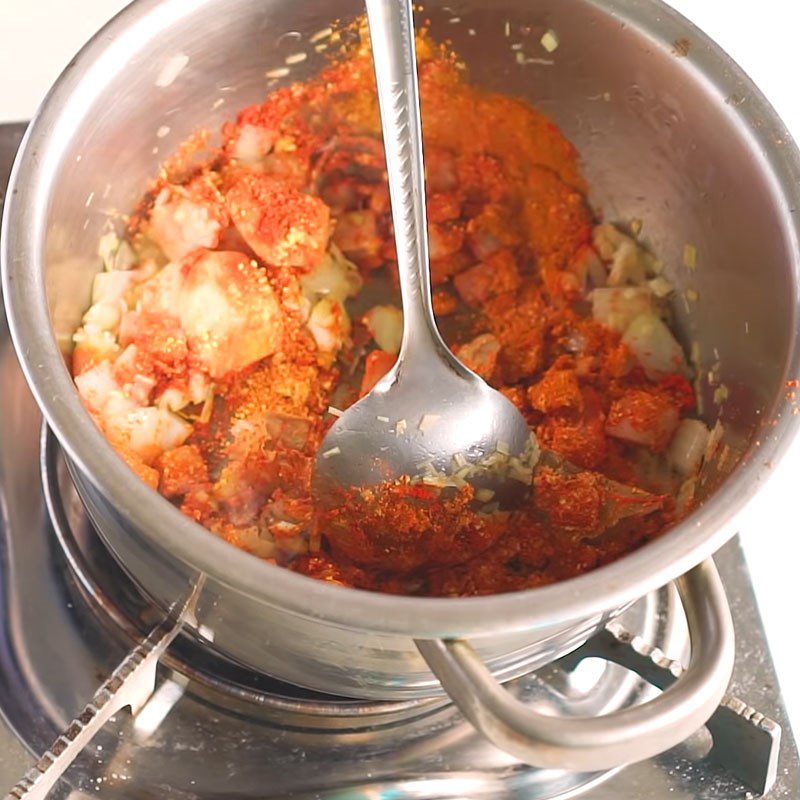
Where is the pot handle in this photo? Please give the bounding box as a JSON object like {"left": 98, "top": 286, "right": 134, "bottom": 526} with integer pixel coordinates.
{"left": 415, "top": 558, "right": 734, "bottom": 771}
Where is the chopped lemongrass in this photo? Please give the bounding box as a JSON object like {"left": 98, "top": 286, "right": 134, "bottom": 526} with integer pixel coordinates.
{"left": 475, "top": 488, "right": 495, "bottom": 503}
{"left": 496, "top": 440, "right": 510, "bottom": 455}
{"left": 540, "top": 29, "right": 559, "bottom": 52}
{"left": 265, "top": 67, "right": 290, "bottom": 79}
{"left": 309, "top": 27, "right": 333, "bottom": 43}
{"left": 327, "top": 406, "right": 344, "bottom": 417}
{"left": 683, "top": 243, "right": 697, "bottom": 269}
{"left": 455, "top": 465, "right": 474, "bottom": 480}
{"left": 376, "top": 415, "right": 389, "bottom": 423}
{"left": 418, "top": 413, "right": 441, "bottom": 432}
{"left": 515, "top": 51, "right": 526, "bottom": 65}
{"left": 395, "top": 419, "right": 407, "bottom": 436}
{"left": 285, "top": 52, "right": 307, "bottom": 65}
{"left": 504, "top": 20, "right": 511, "bottom": 37}
{"left": 511, "top": 42, "right": 523, "bottom": 50}
{"left": 452, "top": 452, "right": 468, "bottom": 468}
{"left": 321, "top": 447, "right": 341, "bottom": 459}
{"left": 314, "top": 43, "right": 328, "bottom": 52}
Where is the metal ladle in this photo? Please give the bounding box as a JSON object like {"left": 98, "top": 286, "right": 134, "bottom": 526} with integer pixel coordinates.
{"left": 314, "top": 0, "right": 534, "bottom": 510}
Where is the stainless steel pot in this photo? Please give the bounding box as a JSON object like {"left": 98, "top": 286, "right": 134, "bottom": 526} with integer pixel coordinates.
{"left": 3, "top": 0, "right": 800, "bottom": 771}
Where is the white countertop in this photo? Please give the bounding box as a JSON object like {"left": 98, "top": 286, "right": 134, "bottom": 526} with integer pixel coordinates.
{"left": 1, "top": 0, "right": 798, "bottom": 738}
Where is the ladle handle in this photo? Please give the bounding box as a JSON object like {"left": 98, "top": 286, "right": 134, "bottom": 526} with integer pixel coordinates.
{"left": 365, "top": 0, "right": 439, "bottom": 354}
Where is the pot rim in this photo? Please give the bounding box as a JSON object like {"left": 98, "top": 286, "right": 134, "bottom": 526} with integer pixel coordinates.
{"left": 3, "top": 0, "right": 800, "bottom": 639}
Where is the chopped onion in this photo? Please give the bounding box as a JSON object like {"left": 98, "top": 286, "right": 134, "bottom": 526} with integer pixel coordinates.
{"left": 188, "top": 370, "right": 211, "bottom": 405}
{"left": 98, "top": 232, "right": 120, "bottom": 270}
{"left": 585, "top": 250, "right": 608, "bottom": 289}
{"left": 667, "top": 419, "right": 710, "bottom": 476}
{"left": 82, "top": 301, "right": 122, "bottom": 333}
{"left": 91, "top": 270, "right": 135, "bottom": 306}
{"left": 115, "top": 407, "right": 192, "bottom": 461}
{"left": 74, "top": 361, "right": 120, "bottom": 413}
{"left": 590, "top": 287, "right": 652, "bottom": 332}
{"left": 647, "top": 276, "right": 674, "bottom": 298}
{"left": 300, "top": 245, "right": 363, "bottom": 304}
{"left": 129, "top": 374, "right": 157, "bottom": 406}
{"left": 233, "top": 124, "right": 276, "bottom": 163}
{"left": 593, "top": 224, "right": 656, "bottom": 286}
{"left": 114, "top": 240, "right": 139, "bottom": 271}
{"left": 158, "top": 386, "right": 189, "bottom": 412}
{"left": 592, "top": 224, "right": 631, "bottom": 261}
{"left": 363, "top": 305, "right": 403, "bottom": 355}
{"left": 307, "top": 297, "right": 351, "bottom": 354}
{"left": 98, "top": 232, "right": 138, "bottom": 272}
{"left": 622, "top": 312, "right": 687, "bottom": 379}
{"left": 607, "top": 240, "right": 648, "bottom": 286}
{"left": 230, "top": 526, "right": 276, "bottom": 559}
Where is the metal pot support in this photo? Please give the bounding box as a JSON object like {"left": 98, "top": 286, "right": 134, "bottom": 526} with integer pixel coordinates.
{"left": 5, "top": 560, "right": 781, "bottom": 799}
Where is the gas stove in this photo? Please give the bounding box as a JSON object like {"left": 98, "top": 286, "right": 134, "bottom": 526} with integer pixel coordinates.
{"left": 0, "top": 121, "right": 797, "bottom": 799}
